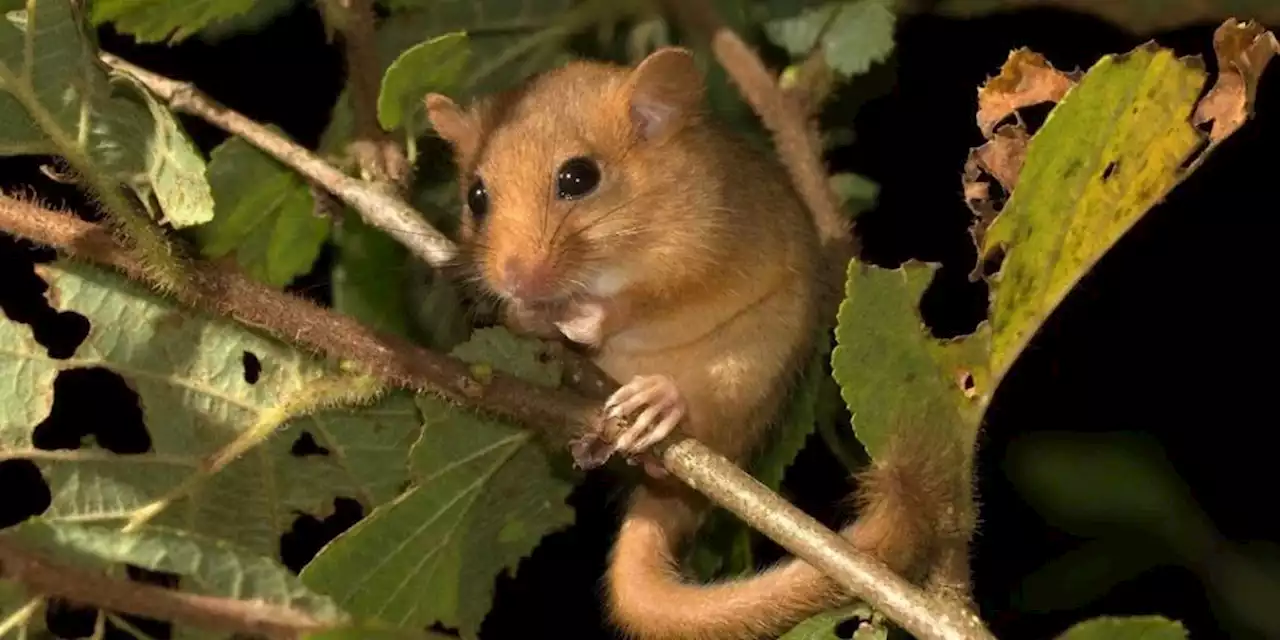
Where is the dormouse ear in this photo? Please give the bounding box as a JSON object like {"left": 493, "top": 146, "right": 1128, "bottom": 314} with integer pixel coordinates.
{"left": 425, "top": 93, "right": 480, "bottom": 156}
{"left": 624, "top": 47, "right": 704, "bottom": 140}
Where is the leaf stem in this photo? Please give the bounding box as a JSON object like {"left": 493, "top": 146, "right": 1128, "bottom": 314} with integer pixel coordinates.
{"left": 0, "top": 597, "right": 41, "bottom": 636}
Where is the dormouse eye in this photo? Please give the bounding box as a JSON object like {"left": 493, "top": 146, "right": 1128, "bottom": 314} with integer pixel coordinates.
{"left": 466, "top": 177, "right": 489, "bottom": 220}
{"left": 556, "top": 157, "right": 600, "bottom": 200}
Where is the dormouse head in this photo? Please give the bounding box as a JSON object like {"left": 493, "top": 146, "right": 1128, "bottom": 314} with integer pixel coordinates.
{"left": 424, "top": 47, "right": 708, "bottom": 307}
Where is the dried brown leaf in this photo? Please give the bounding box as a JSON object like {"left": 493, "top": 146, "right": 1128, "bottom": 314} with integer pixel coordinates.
{"left": 1193, "top": 18, "right": 1280, "bottom": 141}
{"left": 976, "top": 48, "right": 1077, "bottom": 137}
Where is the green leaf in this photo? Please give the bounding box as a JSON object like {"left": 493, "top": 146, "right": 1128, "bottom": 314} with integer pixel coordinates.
{"left": 765, "top": 0, "right": 896, "bottom": 78}
{"left": 0, "top": 0, "right": 215, "bottom": 228}
{"left": 405, "top": 268, "right": 472, "bottom": 352}
{"left": 1004, "top": 432, "right": 1211, "bottom": 546}
{"left": 297, "top": 390, "right": 423, "bottom": 508}
{"left": 298, "top": 399, "right": 573, "bottom": 637}
{"left": 195, "top": 132, "right": 328, "bottom": 288}
{"left": 977, "top": 43, "right": 1211, "bottom": 383}
{"left": 196, "top": 0, "right": 298, "bottom": 42}
{"left": 114, "top": 72, "right": 217, "bottom": 229}
{"left": 330, "top": 208, "right": 415, "bottom": 340}
{"left": 832, "top": 261, "right": 987, "bottom": 460}
{"left": 299, "top": 326, "right": 573, "bottom": 637}
{"left": 376, "top": 32, "right": 470, "bottom": 135}
{"left": 88, "top": 0, "right": 259, "bottom": 44}
{"left": 833, "top": 30, "right": 1270, "bottom": 467}
{"left": 2, "top": 520, "right": 346, "bottom": 623}
{"left": 779, "top": 604, "right": 887, "bottom": 639}
{"left": 319, "top": 0, "right": 577, "bottom": 156}
{"left": 1055, "top": 616, "right": 1187, "bottom": 640}
{"left": 0, "top": 260, "right": 417, "bottom": 557}
{"left": 829, "top": 172, "right": 879, "bottom": 220}
{"left": 449, "top": 327, "right": 563, "bottom": 388}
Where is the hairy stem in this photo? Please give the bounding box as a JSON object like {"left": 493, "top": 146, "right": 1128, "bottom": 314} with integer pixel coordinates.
{"left": 335, "top": 0, "right": 412, "bottom": 189}
{"left": 0, "top": 538, "right": 326, "bottom": 639}
{"left": 0, "top": 65, "right": 188, "bottom": 294}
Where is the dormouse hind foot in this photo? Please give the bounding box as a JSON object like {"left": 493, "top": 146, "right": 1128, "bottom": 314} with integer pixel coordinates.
{"left": 604, "top": 375, "right": 686, "bottom": 477}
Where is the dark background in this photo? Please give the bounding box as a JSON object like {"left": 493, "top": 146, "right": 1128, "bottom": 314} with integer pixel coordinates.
{"left": 1, "top": 5, "right": 1277, "bottom": 640}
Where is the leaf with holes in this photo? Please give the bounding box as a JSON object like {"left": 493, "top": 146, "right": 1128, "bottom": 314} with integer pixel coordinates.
{"left": 1055, "top": 615, "right": 1187, "bottom": 640}
{"left": 765, "top": 0, "right": 896, "bottom": 78}
{"left": 194, "top": 131, "right": 328, "bottom": 288}
{"left": 780, "top": 604, "right": 886, "bottom": 639}
{"left": 833, "top": 24, "right": 1274, "bottom": 500}
{"left": 377, "top": 32, "right": 469, "bottom": 136}
{"left": 973, "top": 36, "right": 1273, "bottom": 384}
{"left": 0, "top": 0, "right": 215, "bottom": 228}
{"left": 2, "top": 520, "right": 346, "bottom": 622}
{"left": 449, "top": 327, "right": 562, "bottom": 388}
{"left": 298, "top": 329, "right": 573, "bottom": 637}
{"left": 832, "top": 261, "right": 987, "bottom": 461}
{"left": 88, "top": 0, "right": 260, "bottom": 43}
{"left": 0, "top": 260, "right": 418, "bottom": 558}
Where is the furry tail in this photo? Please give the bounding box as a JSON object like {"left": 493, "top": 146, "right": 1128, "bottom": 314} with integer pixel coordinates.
{"left": 605, "top": 438, "right": 964, "bottom": 640}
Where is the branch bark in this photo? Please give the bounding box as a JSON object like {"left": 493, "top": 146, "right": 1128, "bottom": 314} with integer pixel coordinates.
{"left": 0, "top": 537, "right": 325, "bottom": 639}
{"left": 334, "top": 0, "right": 412, "bottom": 189}
{"left": 0, "top": 194, "right": 991, "bottom": 640}
{"left": 98, "top": 53, "right": 457, "bottom": 271}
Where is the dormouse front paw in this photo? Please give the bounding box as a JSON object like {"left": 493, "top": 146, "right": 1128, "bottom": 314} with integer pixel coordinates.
{"left": 604, "top": 374, "right": 687, "bottom": 478}
{"left": 554, "top": 300, "right": 606, "bottom": 347}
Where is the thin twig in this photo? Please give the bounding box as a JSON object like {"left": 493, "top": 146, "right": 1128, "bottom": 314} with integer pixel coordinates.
{"left": 97, "top": 53, "right": 457, "bottom": 270}
{"left": 0, "top": 537, "right": 326, "bottom": 639}
{"left": 658, "top": 0, "right": 855, "bottom": 263}
{"left": 0, "top": 194, "right": 987, "bottom": 640}
{"left": 335, "top": 0, "right": 412, "bottom": 189}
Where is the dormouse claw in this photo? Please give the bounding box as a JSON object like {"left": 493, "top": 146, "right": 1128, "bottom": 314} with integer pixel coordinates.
{"left": 604, "top": 374, "right": 686, "bottom": 472}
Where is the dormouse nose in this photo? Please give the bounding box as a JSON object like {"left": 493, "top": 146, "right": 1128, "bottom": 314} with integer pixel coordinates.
{"left": 501, "top": 255, "right": 557, "bottom": 301}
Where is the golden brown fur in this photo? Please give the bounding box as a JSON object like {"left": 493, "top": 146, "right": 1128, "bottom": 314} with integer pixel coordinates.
{"left": 426, "top": 48, "right": 948, "bottom": 640}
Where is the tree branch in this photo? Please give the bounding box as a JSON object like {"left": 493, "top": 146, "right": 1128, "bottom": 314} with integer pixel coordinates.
{"left": 0, "top": 194, "right": 592, "bottom": 444}
{"left": 334, "top": 0, "right": 412, "bottom": 189}
{"left": 0, "top": 194, "right": 991, "bottom": 640}
{"left": 97, "top": 53, "right": 457, "bottom": 271}
{"left": 0, "top": 537, "right": 325, "bottom": 639}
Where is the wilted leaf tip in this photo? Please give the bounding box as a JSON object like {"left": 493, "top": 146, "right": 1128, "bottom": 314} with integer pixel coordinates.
{"left": 976, "top": 48, "right": 1077, "bottom": 137}
{"left": 1193, "top": 19, "right": 1280, "bottom": 142}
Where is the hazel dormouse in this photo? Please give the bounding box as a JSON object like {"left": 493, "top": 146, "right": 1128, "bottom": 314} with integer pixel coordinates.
{"left": 425, "top": 48, "right": 949, "bottom": 640}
